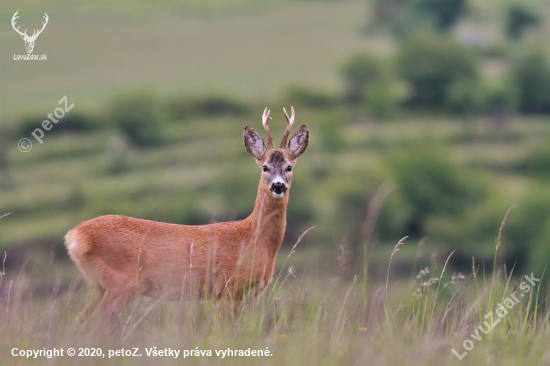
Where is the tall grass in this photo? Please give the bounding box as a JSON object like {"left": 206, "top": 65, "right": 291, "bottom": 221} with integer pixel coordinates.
{"left": 0, "top": 209, "right": 549, "bottom": 366}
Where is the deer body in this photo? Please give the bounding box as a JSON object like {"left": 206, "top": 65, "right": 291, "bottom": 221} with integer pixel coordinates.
{"left": 65, "top": 108, "right": 308, "bottom": 321}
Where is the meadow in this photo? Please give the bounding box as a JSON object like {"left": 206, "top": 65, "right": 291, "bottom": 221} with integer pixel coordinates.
{"left": 0, "top": 211, "right": 549, "bottom": 365}
{"left": 2, "top": 0, "right": 550, "bottom": 364}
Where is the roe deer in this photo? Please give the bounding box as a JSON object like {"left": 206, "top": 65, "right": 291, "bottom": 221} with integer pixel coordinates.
{"left": 65, "top": 107, "right": 309, "bottom": 322}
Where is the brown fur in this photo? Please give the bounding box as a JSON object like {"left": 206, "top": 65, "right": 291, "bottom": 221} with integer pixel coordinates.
{"left": 65, "top": 111, "right": 308, "bottom": 322}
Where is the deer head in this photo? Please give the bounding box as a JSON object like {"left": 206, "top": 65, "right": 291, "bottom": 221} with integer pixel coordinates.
{"left": 11, "top": 11, "right": 49, "bottom": 54}
{"left": 244, "top": 107, "right": 309, "bottom": 198}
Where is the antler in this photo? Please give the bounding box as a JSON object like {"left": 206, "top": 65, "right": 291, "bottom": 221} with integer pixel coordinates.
{"left": 11, "top": 12, "right": 48, "bottom": 40}
{"left": 280, "top": 106, "right": 295, "bottom": 148}
{"left": 30, "top": 13, "right": 48, "bottom": 39}
{"left": 11, "top": 11, "right": 28, "bottom": 37}
{"left": 262, "top": 107, "right": 274, "bottom": 149}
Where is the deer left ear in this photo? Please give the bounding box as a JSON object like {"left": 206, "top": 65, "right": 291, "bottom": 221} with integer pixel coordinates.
{"left": 288, "top": 125, "right": 308, "bottom": 159}
{"left": 244, "top": 126, "right": 266, "bottom": 160}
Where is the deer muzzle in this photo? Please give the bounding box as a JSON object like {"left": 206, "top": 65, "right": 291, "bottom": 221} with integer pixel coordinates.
{"left": 270, "top": 182, "right": 287, "bottom": 195}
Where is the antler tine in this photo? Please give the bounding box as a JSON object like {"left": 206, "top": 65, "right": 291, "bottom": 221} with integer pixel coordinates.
{"left": 11, "top": 11, "right": 28, "bottom": 37}
{"left": 262, "top": 107, "right": 274, "bottom": 149}
{"left": 280, "top": 106, "right": 295, "bottom": 148}
{"left": 11, "top": 11, "right": 19, "bottom": 27}
{"left": 32, "top": 13, "right": 49, "bottom": 38}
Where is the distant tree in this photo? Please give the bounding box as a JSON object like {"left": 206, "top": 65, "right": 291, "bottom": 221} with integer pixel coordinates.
{"left": 382, "top": 147, "right": 485, "bottom": 237}
{"left": 447, "top": 80, "right": 484, "bottom": 117}
{"left": 524, "top": 144, "right": 550, "bottom": 179}
{"left": 506, "top": 188, "right": 550, "bottom": 276}
{"left": 398, "top": 33, "right": 478, "bottom": 108}
{"left": 341, "top": 52, "right": 385, "bottom": 105}
{"left": 319, "top": 116, "right": 346, "bottom": 152}
{"left": 416, "top": 0, "right": 467, "bottom": 31}
{"left": 373, "top": 0, "right": 467, "bottom": 33}
{"left": 513, "top": 50, "right": 550, "bottom": 114}
{"left": 109, "top": 92, "right": 166, "bottom": 148}
{"left": 479, "top": 80, "right": 518, "bottom": 115}
{"left": 282, "top": 85, "right": 337, "bottom": 109}
{"left": 168, "top": 94, "right": 249, "bottom": 121}
{"left": 366, "top": 81, "right": 400, "bottom": 119}
{"left": 506, "top": 5, "right": 539, "bottom": 40}
{"left": 480, "top": 79, "right": 519, "bottom": 130}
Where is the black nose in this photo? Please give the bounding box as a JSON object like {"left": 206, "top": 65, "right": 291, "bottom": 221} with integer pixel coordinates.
{"left": 270, "top": 182, "right": 287, "bottom": 194}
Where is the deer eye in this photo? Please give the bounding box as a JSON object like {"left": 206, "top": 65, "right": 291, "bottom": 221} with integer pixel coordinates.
{"left": 286, "top": 166, "right": 292, "bottom": 172}
{"left": 262, "top": 166, "right": 268, "bottom": 172}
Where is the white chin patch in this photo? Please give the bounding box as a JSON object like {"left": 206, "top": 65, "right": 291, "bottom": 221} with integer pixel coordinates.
{"left": 272, "top": 191, "right": 284, "bottom": 198}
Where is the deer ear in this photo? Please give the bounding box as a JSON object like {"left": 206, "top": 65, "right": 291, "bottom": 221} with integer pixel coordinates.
{"left": 288, "top": 125, "right": 308, "bottom": 159}
{"left": 244, "top": 126, "right": 266, "bottom": 160}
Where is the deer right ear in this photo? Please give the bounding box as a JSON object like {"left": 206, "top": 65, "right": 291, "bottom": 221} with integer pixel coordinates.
{"left": 288, "top": 125, "right": 309, "bottom": 159}
{"left": 244, "top": 126, "right": 266, "bottom": 160}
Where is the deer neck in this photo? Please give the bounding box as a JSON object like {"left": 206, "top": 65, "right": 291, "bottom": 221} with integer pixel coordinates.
{"left": 246, "top": 182, "right": 288, "bottom": 256}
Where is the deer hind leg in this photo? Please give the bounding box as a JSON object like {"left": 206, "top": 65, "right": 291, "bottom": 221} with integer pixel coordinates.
{"left": 77, "top": 286, "right": 104, "bottom": 325}
{"left": 99, "top": 280, "right": 148, "bottom": 322}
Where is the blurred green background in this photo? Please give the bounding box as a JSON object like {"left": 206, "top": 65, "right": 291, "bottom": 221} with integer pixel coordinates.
{"left": 1, "top": 0, "right": 550, "bottom": 278}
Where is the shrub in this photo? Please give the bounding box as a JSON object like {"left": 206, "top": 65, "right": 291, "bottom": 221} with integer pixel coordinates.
{"left": 59, "top": 113, "right": 100, "bottom": 132}
{"left": 282, "top": 85, "right": 337, "bottom": 110}
{"left": 382, "top": 146, "right": 485, "bottom": 237}
{"left": 17, "top": 113, "right": 99, "bottom": 136}
{"left": 416, "top": 0, "right": 468, "bottom": 31}
{"left": 478, "top": 79, "right": 518, "bottom": 115}
{"left": 426, "top": 191, "right": 512, "bottom": 258}
{"left": 173, "top": 193, "right": 204, "bottom": 226}
{"left": 109, "top": 92, "right": 166, "bottom": 148}
{"left": 373, "top": 0, "right": 467, "bottom": 34}
{"left": 448, "top": 79, "right": 518, "bottom": 117}
{"left": 521, "top": 144, "right": 550, "bottom": 179}
{"left": 512, "top": 50, "right": 550, "bottom": 114}
{"left": 319, "top": 116, "right": 346, "bottom": 152}
{"left": 284, "top": 178, "right": 315, "bottom": 242}
{"left": 529, "top": 220, "right": 550, "bottom": 279}
{"left": 341, "top": 52, "right": 385, "bottom": 105}
{"left": 447, "top": 80, "right": 484, "bottom": 116}
{"left": 168, "top": 94, "right": 249, "bottom": 120}
{"left": 506, "top": 187, "right": 550, "bottom": 273}
{"left": 398, "top": 33, "right": 478, "bottom": 108}
{"left": 217, "top": 167, "right": 258, "bottom": 220}
{"left": 366, "top": 81, "right": 400, "bottom": 119}
{"left": 506, "top": 5, "right": 539, "bottom": 40}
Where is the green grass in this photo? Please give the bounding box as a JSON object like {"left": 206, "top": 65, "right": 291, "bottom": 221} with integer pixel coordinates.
{"left": 2, "top": 0, "right": 550, "bottom": 362}
{"left": 2, "top": 112, "right": 549, "bottom": 249}
{"left": 0, "top": 223, "right": 548, "bottom": 366}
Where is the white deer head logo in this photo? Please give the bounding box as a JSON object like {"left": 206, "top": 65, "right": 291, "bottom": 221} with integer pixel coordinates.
{"left": 11, "top": 11, "right": 49, "bottom": 54}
